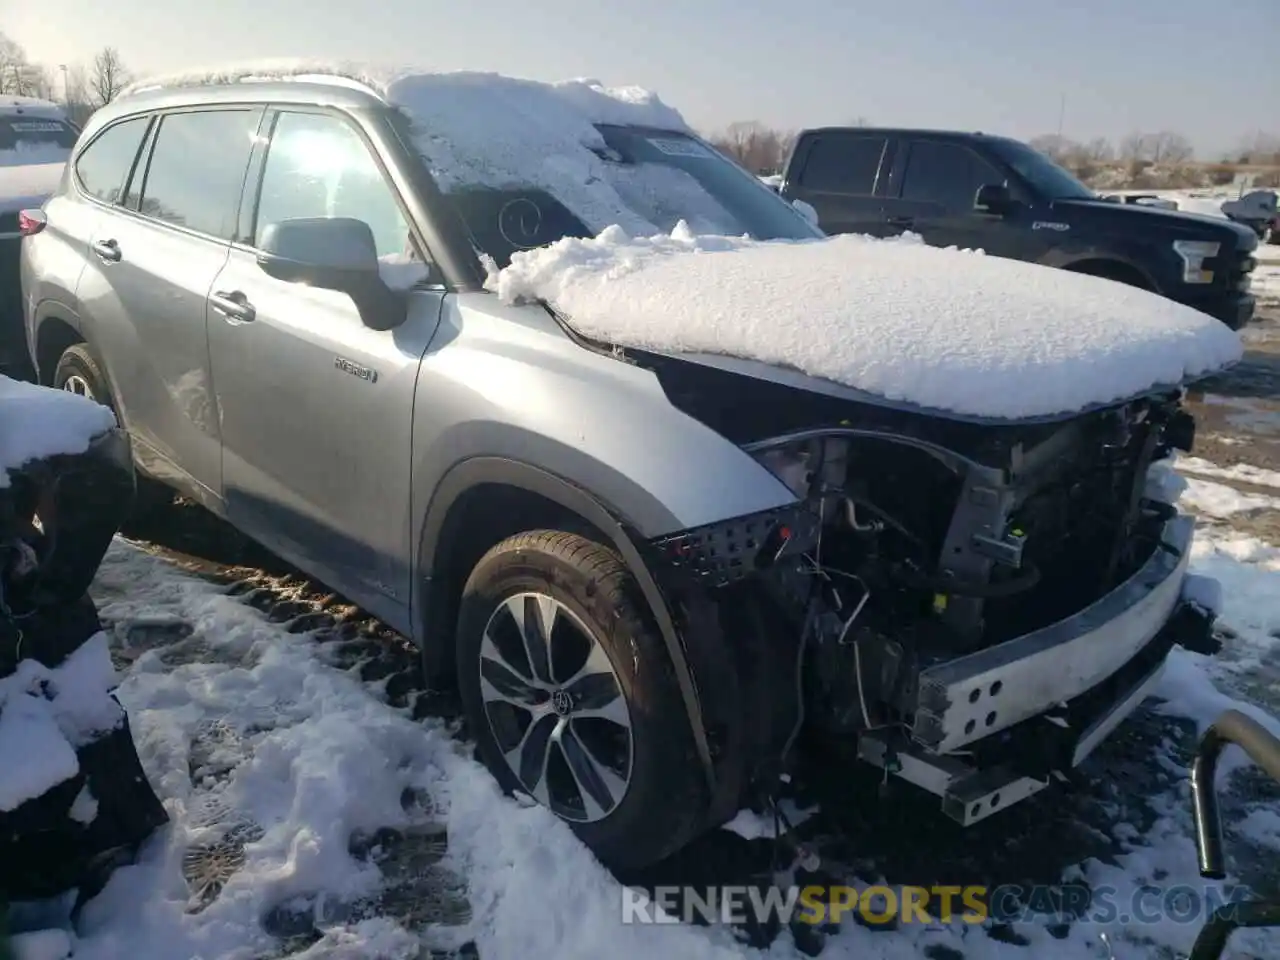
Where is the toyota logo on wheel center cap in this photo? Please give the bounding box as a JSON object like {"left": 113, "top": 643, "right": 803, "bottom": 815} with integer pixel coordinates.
{"left": 551, "top": 689, "right": 574, "bottom": 717}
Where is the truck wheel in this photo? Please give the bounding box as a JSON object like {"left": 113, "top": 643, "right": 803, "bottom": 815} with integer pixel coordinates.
{"left": 456, "top": 529, "right": 707, "bottom": 870}
{"left": 53, "top": 344, "right": 172, "bottom": 518}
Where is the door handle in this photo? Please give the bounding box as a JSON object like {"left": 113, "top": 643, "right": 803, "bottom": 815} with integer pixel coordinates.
{"left": 91, "top": 238, "right": 121, "bottom": 262}
{"left": 886, "top": 216, "right": 915, "bottom": 228}
{"left": 210, "top": 290, "right": 256, "bottom": 323}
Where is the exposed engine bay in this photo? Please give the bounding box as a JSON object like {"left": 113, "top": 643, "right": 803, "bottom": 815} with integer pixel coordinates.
{"left": 752, "top": 390, "right": 1193, "bottom": 730}
{"left": 644, "top": 371, "right": 1218, "bottom": 825}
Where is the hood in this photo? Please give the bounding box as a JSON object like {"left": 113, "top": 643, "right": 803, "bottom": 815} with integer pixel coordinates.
{"left": 1054, "top": 197, "right": 1257, "bottom": 243}
{"left": 0, "top": 159, "right": 67, "bottom": 213}
{"left": 488, "top": 225, "right": 1244, "bottom": 423}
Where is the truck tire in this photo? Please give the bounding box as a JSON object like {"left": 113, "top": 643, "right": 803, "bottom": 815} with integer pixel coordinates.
{"left": 456, "top": 529, "right": 707, "bottom": 871}
{"left": 53, "top": 344, "right": 172, "bottom": 519}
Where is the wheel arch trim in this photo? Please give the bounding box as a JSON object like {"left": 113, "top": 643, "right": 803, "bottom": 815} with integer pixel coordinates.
{"left": 415, "top": 455, "right": 717, "bottom": 790}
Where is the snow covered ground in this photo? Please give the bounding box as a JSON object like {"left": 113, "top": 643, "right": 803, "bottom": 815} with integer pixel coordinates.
{"left": 0, "top": 444, "right": 1269, "bottom": 959}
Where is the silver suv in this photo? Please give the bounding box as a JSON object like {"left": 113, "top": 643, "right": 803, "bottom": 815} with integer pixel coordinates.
{"left": 21, "top": 67, "right": 1225, "bottom": 870}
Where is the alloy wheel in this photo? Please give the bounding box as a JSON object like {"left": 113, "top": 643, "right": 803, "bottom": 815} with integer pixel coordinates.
{"left": 477, "top": 592, "right": 634, "bottom": 822}
{"left": 62, "top": 374, "right": 95, "bottom": 401}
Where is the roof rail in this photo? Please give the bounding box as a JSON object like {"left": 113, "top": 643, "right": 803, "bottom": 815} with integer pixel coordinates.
{"left": 119, "top": 63, "right": 390, "bottom": 102}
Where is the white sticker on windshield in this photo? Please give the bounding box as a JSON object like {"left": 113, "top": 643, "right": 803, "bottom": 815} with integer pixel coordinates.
{"left": 647, "top": 137, "right": 712, "bottom": 159}
{"left": 9, "top": 121, "right": 64, "bottom": 133}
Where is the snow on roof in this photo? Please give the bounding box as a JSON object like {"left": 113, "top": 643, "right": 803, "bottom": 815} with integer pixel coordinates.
{"left": 488, "top": 225, "right": 1244, "bottom": 421}
{"left": 0, "top": 95, "right": 63, "bottom": 115}
{"left": 0, "top": 376, "right": 118, "bottom": 487}
{"left": 119, "top": 60, "right": 697, "bottom": 235}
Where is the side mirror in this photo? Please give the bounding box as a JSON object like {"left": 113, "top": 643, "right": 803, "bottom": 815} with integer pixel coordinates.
{"left": 974, "top": 183, "right": 1015, "bottom": 216}
{"left": 256, "top": 217, "right": 406, "bottom": 331}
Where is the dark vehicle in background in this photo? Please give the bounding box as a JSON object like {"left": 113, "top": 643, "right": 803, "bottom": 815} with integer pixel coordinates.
{"left": 778, "top": 128, "right": 1259, "bottom": 329}
{"left": 1, "top": 97, "right": 78, "bottom": 380}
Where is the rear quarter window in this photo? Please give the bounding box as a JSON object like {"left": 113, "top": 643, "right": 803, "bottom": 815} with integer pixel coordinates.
{"left": 74, "top": 116, "right": 152, "bottom": 204}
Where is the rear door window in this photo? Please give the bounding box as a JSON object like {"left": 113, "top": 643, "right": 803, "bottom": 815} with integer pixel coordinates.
{"left": 134, "top": 109, "right": 261, "bottom": 240}
{"left": 73, "top": 116, "right": 151, "bottom": 204}
{"left": 900, "top": 140, "right": 1006, "bottom": 212}
{"left": 796, "top": 135, "right": 887, "bottom": 195}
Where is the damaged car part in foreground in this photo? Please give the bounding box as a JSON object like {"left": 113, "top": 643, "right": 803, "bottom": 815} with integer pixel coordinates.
{"left": 1185, "top": 709, "right": 1280, "bottom": 960}
{"left": 0, "top": 417, "right": 167, "bottom": 912}
{"left": 635, "top": 361, "right": 1225, "bottom": 834}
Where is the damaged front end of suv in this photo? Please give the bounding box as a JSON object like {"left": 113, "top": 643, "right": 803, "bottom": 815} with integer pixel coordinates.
{"left": 633, "top": 353, "right": 1222, "bottom": 827}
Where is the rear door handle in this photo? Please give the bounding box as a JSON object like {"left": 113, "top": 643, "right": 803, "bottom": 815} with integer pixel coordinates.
{"left": 886, "top": 216, "right": 915, "bottom": 228}
{"left": 91, "top": 238, "right": 121, "bottom": 262}
{"left": 210, "top": 290, "right": 256, "bottom": 323}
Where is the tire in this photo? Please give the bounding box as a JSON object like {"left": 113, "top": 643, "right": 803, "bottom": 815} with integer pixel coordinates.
{"left": 456, "top": 530, "right": 708, "bottom": 871}
{"left": 52, "top": 343, "right": 172, "bottom": 518}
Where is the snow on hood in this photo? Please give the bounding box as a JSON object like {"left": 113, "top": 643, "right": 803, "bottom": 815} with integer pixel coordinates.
{"left": 0, "top": 159, "right": 66, "bottom": 210}
{"left": 487, "top": 226, "right": 1244, "bottom": 421}
{"left": 0, "top": 375, "right": 117, "bottom": 487}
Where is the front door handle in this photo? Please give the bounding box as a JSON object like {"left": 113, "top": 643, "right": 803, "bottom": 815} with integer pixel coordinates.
{"left": 886, "top": 216, "right": 915, "bottom": 228}
{"left": 210, "top": 290, "right": 256, "bottom": 323}
{"left": 91, "top": 238, "right": 121, "bottom": 262}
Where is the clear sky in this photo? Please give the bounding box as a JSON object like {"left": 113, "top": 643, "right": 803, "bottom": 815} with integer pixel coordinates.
{"left": 5, "top": 0, "right": 1276, "bottom": 157}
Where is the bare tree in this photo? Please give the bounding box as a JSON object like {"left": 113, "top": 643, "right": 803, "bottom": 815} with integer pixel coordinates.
{"left": 707, "top": 120, "right": 796, "bottom": 174}
{"left": 1118, "top": 132, "right": 1148, "bottom": 163}
{"left": 0, "top": 32, "right": 26, "bottom": 94}
{"left": 0, "top": 32, "right": 54, "bottom": 98}
{"left": 1028, "top": 134, "right": 1076, "bottom": 162}
{"left": 1147, "top": 130, "right": 1193, "bottom": 164}
{"left": 1079, "top": 137, "right": 1115, "bottom": 163}
{"left": 62, "top": 64, "right": 94, "bottom": 125}
{"left": 1233, "top": 132, "right": 1280, "bottom": 166}
{"left": 89, "top": 47, "right": 131, "bottom": 107}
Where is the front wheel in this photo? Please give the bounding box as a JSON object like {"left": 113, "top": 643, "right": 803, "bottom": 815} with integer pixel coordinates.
{"left": 456, "top": 530, "right": 707, "bottom": 871}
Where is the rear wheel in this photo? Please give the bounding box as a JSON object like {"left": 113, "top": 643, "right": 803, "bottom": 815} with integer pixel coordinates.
{"left": 53, "top": 343, "right": 173, "bottom": 518}
{"left": 456, "top": 529, "right": 707, "bottom": 870}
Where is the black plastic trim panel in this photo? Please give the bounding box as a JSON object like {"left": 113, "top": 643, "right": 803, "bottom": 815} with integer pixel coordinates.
{"left": 650, "top": 504, "right": 821, "bottom": 588}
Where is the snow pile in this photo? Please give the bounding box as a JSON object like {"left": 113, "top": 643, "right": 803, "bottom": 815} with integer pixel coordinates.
{"left": 1178, "top": 476, "right": 1280, "bottom": 519}
{"left": 0, "top": 633, "right": 123, "bottom": 812}
{"left": 488, "top": 224, "right": 1243, "bottom": 419}
{"left": 0, "top": 375, "right": 117, "bottom": 487}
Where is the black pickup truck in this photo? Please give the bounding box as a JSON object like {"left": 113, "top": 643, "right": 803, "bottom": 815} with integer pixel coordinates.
{"left": 777, "top": 128, "right": 1259, "bottom": 329}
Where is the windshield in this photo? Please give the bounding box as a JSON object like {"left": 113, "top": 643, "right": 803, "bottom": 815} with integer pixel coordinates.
{"left": 0, "top": 115, "right": 77, "bottom": 166}
{"left": 987, "top": 137, "right": 1096, "bottom": 201}
{"left": 441, "top": 124, "right": 821, "bottom": 268}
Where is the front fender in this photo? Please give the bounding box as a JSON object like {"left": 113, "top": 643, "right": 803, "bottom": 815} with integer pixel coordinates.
{"left": 409, "top": 297, "right": 799, "bottom": 543}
